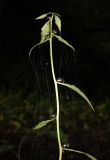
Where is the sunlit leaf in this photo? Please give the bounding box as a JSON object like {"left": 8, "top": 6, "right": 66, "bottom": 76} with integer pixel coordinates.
{"left": 57, "top": 82, "right": 95, "bottom": 111}
{"left": 29, "top": 39, "right": 49, "bottom": 57}
{"left": 35, "top": 14, "right": 48, "bottom": 20}
{"left": 55, "top": 15, "right": 61, "bottom": 32}
{"left": 33, "top": 118, "right": 55, "bottom": 130}
{"left": 54, "top": 35, "right": 75, "bottom": 51}
{"left": 63, "top": 148, "right": 97, "bottom": 160}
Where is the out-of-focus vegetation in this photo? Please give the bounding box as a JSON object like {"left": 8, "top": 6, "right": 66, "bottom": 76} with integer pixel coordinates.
{"left": 1, "top": 58, "right": 109, "bottom": 159}
{"left": 0, "top": 87, "right": 110, "bottom": 160}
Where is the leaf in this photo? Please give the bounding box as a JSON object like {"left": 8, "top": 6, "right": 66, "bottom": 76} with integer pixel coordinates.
{"left": 33, "top": 118, "right": 55, "bottom": 130}
{"left": 63, "top": 148, "right": 97, "bottom": 160}
{"left": 41, "top": 21, "right": 50, "bottom": 41}
{"left": 54, "top": 13, "right": 61, "bottom": 17}
{"left": 29, "top": 39, "right": 49, "bottom": 57}
{"left": 57, "top": 82, "right": 95, "bottom": 111}
{"left": 54, "top": 35, "right": 75, "bottom": 51}
{"left": 35, "top": 12, "right": 55, "bottom": 20}
{"left": 54, "top": 15, "right": 61, "bottom": 32}
{"left": 35, "top": 13, "right": 48, "bottom": 20}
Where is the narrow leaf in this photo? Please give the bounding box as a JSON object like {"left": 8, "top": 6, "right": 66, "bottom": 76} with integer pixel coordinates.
{"left": 54, "top": 35, "right": 75, "bottom": 51}
{"left": 54, "top": 15, "right": 61, "bottom": 32}
{"left": 33, "top": 118, "right": 55, "bottom": 130}
{"left": 41, "top": 21, "right": 50, "bottom": 41}
{"left": 35, "top": 12, "right": 54, "bottom": 20}
{"left": 57, "top": 82, "right": 95, "bottom": 111}
{"left": 63, "top": 148, "right": 97, "bottom": 160}
{"left": 29, "top": 39, "right": 49, "bottom": 57}
{"left": 35, "top": 14, "right": 48, "bottom": 20}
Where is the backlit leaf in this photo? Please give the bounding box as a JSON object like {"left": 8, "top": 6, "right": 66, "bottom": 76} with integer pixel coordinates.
{"left": 33, "top": 118, "right": 55, "bottom": 130}
{"left": 54, "top": 35, "right": 75, "bottom": 51}
{"left": 57, "top": 82, "right": 95, "bottom": 111}
{"left": 55, "top": 15, "right": 61, "bottom": 32}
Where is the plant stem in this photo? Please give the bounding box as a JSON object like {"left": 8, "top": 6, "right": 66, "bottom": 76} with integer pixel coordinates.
{"left": 49, "top": 16, "right": 62, "bottom": 160}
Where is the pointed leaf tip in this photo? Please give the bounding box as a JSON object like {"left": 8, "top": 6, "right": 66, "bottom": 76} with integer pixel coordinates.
{"left": 29, "top": 39, "right": 49, "bottom": 57}
{"left": 33, "top": 118, "right": 55, "bottom": 130}
{"left": 54, "top": 35, "right": 75, "bottom": 52}
{"left": 57, "top": 82, "right": 95, "bottom": 111}
{"left": 63, "top": 148, "right": 97, "bottom": 160}
{"left": 35, "top": 14, "right": 47, "bottom": 20}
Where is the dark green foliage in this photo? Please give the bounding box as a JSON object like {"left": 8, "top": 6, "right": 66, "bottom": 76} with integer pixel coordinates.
{"left": 0, "top": 87, "right": 110, "bottom": 159}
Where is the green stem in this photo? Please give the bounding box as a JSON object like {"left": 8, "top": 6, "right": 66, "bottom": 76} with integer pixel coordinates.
{"left": 49, "top": 16, "right": 62, "bottom": 160}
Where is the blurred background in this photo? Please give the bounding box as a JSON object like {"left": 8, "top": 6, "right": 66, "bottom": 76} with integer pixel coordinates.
{"left": 0, "top": 0, "right": 110, "bottom": 160}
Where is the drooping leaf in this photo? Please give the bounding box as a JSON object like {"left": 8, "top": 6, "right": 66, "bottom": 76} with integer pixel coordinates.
{"left": 35, "top": 12, "right": 55, "bottom": 20}
{"left": 54, "top": 15, "right": 61, "bottom": 32}
{"left": 57, "top": 82, "right": 95, "bottom": 111}
{"left": 63, "top": 148, "right": 97, "bottom": 160}
{"left": 29, "top": 39, "right": 49, "bottom": 57}
{"left": 41, "top": 21, "right": 50, "bottom": 41}
{"left": 35, "top": 13, "right": 48, "bottom": 20}
{"left": 33, "top": 118, "right": 55, "bottom": 130}
{"left": 54, "top": 35, "right": 75, "bottom": 51}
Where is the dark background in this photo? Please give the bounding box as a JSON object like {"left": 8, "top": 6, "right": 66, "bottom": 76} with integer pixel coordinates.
{"left": 1, "top": 0, "right": 110, "bottom": 99}
{"left": 0, "top": 0, "right": 110, "bottom": 160}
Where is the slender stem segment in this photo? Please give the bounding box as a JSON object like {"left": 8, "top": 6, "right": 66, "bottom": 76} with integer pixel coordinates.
{"left": 49, "top": 16, "right": 62, "bottom": 160}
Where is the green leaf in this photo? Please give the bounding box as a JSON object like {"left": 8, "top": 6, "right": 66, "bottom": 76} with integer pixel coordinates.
{"left": 63, "top": 148, "right": 97, "bottom": 160}
{"left": 54, "top": 12, "right": 61, "bottom": 17}
{"left": 35, "top": 13, "right": 48, "bottom": 20}
{"left": 35, "top": 12, "right": 61, "bottom": 20}
{"left": 29, "top": 39, "right": 49, "bottom": 57}
{"left": 54, "top": 35, "right": 75, "bottom": 51}
{"left": 35, "top": 12, "right": 55, "bottom": 20}
{"left": 41, "top": 21, "right": 50, "bottom": 41}
{"left": 33, "top": 118, "right": 55, "bottom": 130}
{"left": 54, "top": 15, "right": 61, "bottom": 32}
{"left": 57, "top": 82, "right": 95, "bottom": 111}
